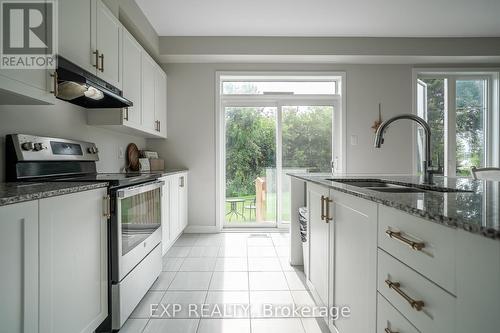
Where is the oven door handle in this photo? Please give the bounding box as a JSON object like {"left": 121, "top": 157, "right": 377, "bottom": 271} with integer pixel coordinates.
{"left": 116, "top": 180, "right": 164, "bottom": 199}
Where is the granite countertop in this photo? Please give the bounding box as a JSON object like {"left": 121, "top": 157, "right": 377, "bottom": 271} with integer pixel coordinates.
{"left": 0, "top": 182, "right": 109, "bottom": 207}
{"left": 289, "top": 173, "right": 500, "bottom": 240}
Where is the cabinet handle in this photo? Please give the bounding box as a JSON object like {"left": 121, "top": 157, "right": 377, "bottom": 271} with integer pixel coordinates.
{"left": 385, "top": 279, "right": 425, "bottom": 311}
{"left": 324, "top": 197, "right": 333, "bottom": 223}
{"left": 103, "top": 195, "right": 111, "bottom": 219}
{"left": 158, "top": 120, "right": 161, "bottom": 132}
{"left": 49, "top": 71, "right": 58, "bottom": 96}
{"left": 320, "top": 195, "right": 326, "bottom": 221}
{"left": 386, "top": 229, "right": 425, "bottom": 251}
{"left": 123, "top": 108, "right": 129, "bottom": 121}
{"left": 99, "top": 53, "right": 104, "bottom": 72}
{"left": 179, "top": 176, "right": 185, "bottom": 188}
{"left": 93, "top": 50, "right": 99, "bottom": 70}
{"left": 384, "top": 328, "right": 399, "bottom": 333}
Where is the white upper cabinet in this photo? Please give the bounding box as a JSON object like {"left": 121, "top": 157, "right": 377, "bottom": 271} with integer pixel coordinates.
{"left": 58, "top": 0, "right": 96, "bottom": 74}
{"left": 154, "top": 65, "right": 168, "bottom": 137}
{"left": 122, "top": 30, "right": 142, "bottom": 126}
{"left": 141, "top": 52, "right": 156, "bottom": 131}
{"left": 95, "top": 0, "right": 122, "bottom": 88}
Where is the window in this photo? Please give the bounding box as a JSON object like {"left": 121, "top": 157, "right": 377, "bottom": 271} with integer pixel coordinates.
{"left": 217, "top": 73, "right": 345, "bottom": 228}
{"left": 415, "top": 71, "right": 499, "bottom": 177}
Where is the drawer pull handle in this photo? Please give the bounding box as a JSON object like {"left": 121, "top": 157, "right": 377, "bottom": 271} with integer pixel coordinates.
{"left": 385, "top": 279, "right": 425, "bottom": 311}
{"left": 385, "top": 328, "right": 399, "bottom": 333}
{"left": 386, "top": 229, "right": 425, "bottom": 251}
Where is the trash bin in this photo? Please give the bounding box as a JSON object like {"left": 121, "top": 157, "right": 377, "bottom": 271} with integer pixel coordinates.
{"left": 298, "top": 207, "right": 309, "bottom": 274}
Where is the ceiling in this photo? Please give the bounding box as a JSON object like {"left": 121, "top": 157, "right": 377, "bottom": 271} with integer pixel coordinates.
{"left": 135, "top": 0, "right": 500, "bottom": 37}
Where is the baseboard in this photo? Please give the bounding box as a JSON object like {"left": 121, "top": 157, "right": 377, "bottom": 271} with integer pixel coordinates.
{"left": 183, "top": 225, "right": 220, "bottom": 233}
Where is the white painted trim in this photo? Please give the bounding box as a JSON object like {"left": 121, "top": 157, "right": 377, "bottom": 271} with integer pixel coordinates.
{"left": 411, "top": 67, "right": 500, "bottom": 175}
{"left": 215, "top": 71, "right": 347, "bottom": 230}
{"left": 183, "top": 225, "right": 220, "bottom": 234}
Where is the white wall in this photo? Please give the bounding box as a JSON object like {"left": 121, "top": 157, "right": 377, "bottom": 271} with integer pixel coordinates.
{"left": 0, "top": 100, "right": 146, "bottom": 181}
{"left": 146, "top": 63, "right": 414, "bottom": 229}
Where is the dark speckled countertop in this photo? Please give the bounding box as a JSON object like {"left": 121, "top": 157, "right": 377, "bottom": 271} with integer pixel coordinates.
{"left": 289, "top": 173, "right": 500, "bottom": 240}
{"left": 0, "top": 182, "right": 109, "bottom": 207}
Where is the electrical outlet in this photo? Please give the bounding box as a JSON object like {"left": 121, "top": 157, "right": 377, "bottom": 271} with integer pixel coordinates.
{"left": 350, "top": 135, "right": 358, "bottom": 146}
{"left": 118, "top": 147, "right": 124, "bottom": 159}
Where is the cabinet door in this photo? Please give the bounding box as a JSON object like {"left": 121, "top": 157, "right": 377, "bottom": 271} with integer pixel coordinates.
{"left": 154, "top": 66, "right": 167, "bottom": 137}
{"left": 95, "top": 0, "right": 121, "bottom": 88}
{"left": 179, "top": 173, "right": 188, "bottom": 230}
{"left": 58, "top": 0, "right": 96, "bottom": 73}
{"left": 331, "top": 191, "right": 377, "bottom": 333}
{"left": 0, "top": 201, "right": 38, "bottom": 333}
{"left": 306, "top": 182, "right": 330, "bottom": 307}
{"left": 122, "top": 29, "right": 142, "bottom": 125}
{"left": 141, "top": 53, "right": 156, "bottom": 131}
{"left": 160, "top": 178, "right": 171, "bottom": 256}
{"left": 39, "top": 189, "right": 108, "bottom": 333}
{"left": 169, "top": 176, "right": 180, "bottom": 240}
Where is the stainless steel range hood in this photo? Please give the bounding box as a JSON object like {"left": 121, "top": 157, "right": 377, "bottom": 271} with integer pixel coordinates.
{"left": 54, "top": 56, "right": 132, "bottom": 109}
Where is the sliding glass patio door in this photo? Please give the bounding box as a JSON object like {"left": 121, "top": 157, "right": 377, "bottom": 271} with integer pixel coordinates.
{"left": 223, "top": 101, "right": 336, "bottom": 228}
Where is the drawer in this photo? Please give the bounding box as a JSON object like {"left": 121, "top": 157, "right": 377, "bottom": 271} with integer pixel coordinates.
{"left": 378, "top": 206, "right": 456, "bottom": 294}
{"left": 377, "top": 293, "right": 419, "bottom": 333}
{"left": 378, "top": 249, "right": 456, "bottom": 333}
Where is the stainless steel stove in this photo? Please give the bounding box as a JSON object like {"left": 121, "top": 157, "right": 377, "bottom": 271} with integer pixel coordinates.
{"left": 6, "top": 134, "right": 163, "bottom": 332}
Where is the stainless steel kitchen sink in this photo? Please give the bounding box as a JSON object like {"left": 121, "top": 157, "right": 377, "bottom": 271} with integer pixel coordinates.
{"left": 325, "top": 178, "right": 473, "bottom": 193}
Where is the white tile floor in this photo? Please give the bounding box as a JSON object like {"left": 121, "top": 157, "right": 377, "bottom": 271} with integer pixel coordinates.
{"left": 121, "top": 232, "right": 330, "bottom": 333}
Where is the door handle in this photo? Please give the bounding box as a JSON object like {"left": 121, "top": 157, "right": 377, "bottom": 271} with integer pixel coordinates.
{"left": 93, "top": 50, "right": 99, "bottom": 70}
{"left": 99, "top": 53, "right": 104, "bottom": 72}
{"left": 320, "top": 195, "right": 326, "bottom": 221}
{"left": 49, "top": 71, "right": 58, "bottom": 97}
{"left": 103, "top": 195, "right": 111, "bottom": 219}
{"left": 324, "top": 197, "right": 333, "bottom": 223}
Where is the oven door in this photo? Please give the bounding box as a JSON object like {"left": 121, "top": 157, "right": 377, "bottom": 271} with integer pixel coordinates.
{"left": 114, "top": 180, "right": 163, "bottom": 282}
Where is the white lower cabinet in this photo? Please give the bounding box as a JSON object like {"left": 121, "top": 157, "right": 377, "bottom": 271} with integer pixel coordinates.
{"left": 0, "top": 201, "right": 39, "bottom": 333}
{"left": 331, "top": 192, "right": 377, "bottom": 333}
{"left": 160, "top": 172, "right": 189, "bottom": 255}
{"left": 39, "top": 188, "right": 108, "bottom": 333}
{"left": 0, "top": 188, "right": 108, "bottom": 333}
{"left": 300, "top": 179, "right": 500, "bottom": 333}
{"left": 306, "top": 183, "right": 331, "bottom": 309}
{"left": 377, "top": 293, "right": 419, "bottom": 333}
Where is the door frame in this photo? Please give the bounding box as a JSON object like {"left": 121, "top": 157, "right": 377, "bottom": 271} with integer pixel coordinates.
{"left": 215, "top": 71, "right": 346, "bottom": 231}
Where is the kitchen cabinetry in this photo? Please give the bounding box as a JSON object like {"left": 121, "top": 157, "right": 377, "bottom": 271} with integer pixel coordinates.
{"left": 39, "top": 188, "right": 108, "bottom": 333}
{"left": 297, "top": 178, "right": 500, "bottom": 333}
{"left": 154, "top": 66, "right": 168, "bottom": 137}
{"left": 306, "top": 183, "right": 331, "bottom": 308}
{"left": 0, "top": 188, "right": 108, "bottom": 333}
{"left": 331, "top": 191, "right": 377, "bottom": 333}
{"left": 160, "top": 172, "right": 189, "bottom": 255}
{"left": 95, "top": 0, "right": 122, "bottom": 88}
{"left": 87, "top": 28, "right": 167, "bottom": 139}
{"left": 141, "top": 52, "right": 156, "bottom": 131}
{"left": 59, "top": 0, "right": 121, "bottom": 88}
{"left": 121, "top": 29, "right": 142, "bottom": 126}
{"left": 0, "top": 201, "right": 39, "bottom": 333}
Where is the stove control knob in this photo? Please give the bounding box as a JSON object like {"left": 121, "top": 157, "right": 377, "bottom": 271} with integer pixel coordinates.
{"left": 94, "top": 147, "right": 99, "bottom": 153}
{"left": 21, "top": 142, "right": 34, "bottom": 151}
{"left": 33, "top": 143, "right": 45, "bottom": 151}
{"left": 87, "top": 147, "right": 94, "bottom": 154}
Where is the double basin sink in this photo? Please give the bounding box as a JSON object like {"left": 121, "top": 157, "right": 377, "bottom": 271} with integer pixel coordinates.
{"left": 325, "top": 179, "right": 473, "bottom": 194}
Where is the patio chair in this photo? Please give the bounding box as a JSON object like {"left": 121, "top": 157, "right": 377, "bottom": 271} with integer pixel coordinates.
{"left": 244, "top": 198, "right": 257, "bottom": 220}
{"left": 471, "top": 166, "right": 500, "bottom": 181}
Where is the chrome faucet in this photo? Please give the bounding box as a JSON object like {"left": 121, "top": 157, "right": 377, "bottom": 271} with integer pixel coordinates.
{"left": 374, "top": 114, "right": 435, "bottom": 184}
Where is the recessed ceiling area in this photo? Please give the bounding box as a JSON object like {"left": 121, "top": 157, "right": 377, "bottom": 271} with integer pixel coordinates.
{"left": 135, "top": 0, "right": 500, "bottom": 37}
